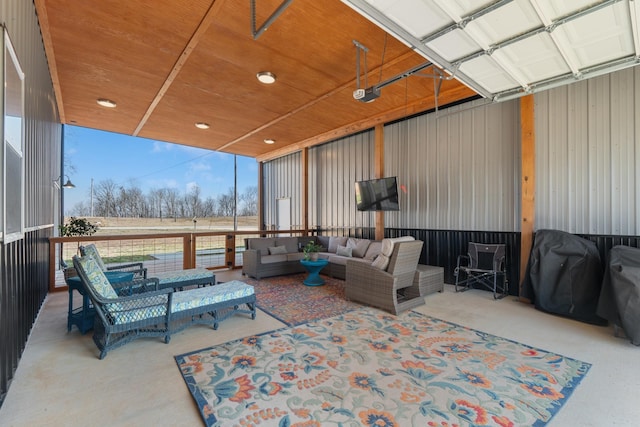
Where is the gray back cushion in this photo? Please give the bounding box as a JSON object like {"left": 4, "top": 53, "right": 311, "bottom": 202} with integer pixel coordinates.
{"left": 347, "top": 238, "right": 371, "bottom": 258}
{"left": 275, "top": 237, "right": 299, "bottom": 253}
{"left": 249, "top": 238, "right": 276, "bottom": 255}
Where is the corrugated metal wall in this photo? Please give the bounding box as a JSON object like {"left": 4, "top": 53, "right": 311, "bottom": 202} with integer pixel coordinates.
{"left": 262, "top": 100, "right": 522, "bottom": 287}
{"left": 535, "top": 67, "right": 640, "bottom": 235}
{"left": 263, "top": 100, "right": 521, "bottom": 233}
{"left": 385, "top": 99, "right": 521, "bottom": 231}
{"left": 0, "top": 0, "right": 62, "bottom": 405}
{"left": 309, "top": 131, "right": 376, "bottom": 231}
{"left": 262, "top": 152, "right": 301, "bottom": 229}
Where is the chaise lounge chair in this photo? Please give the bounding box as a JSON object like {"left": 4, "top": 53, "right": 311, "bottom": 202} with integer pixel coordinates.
{"left": 72, "top": 254, "right": 256, "bottom": 359}
{"left": 80, "top": 243, "right": 216, "bottom": 289}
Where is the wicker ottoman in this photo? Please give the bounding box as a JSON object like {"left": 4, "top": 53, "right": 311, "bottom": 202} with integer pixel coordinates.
{"left": 413, "top": 264, "right": 444, "bottom": 296}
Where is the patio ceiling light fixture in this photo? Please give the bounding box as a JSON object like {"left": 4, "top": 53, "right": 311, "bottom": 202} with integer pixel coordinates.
{"left": 195, "top": 122, "right": 210, "bottom": 129}
{"left": 264, "top": 138, "right": 275, "bottom": 144}
{"left": 256, "top": 71, "right": 276, "bottom": 84}
{"left": 96, "top": 98, "right": 117, "bottom": 108}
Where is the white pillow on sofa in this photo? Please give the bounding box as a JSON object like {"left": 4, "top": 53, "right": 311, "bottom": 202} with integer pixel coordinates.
{"left": 336, "top": 245, "right": 352, "bottom": 257}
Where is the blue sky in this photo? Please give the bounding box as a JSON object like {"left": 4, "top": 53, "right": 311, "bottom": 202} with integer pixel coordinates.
{"left": 63, "top": 125, "right": 258, "bottom": 211}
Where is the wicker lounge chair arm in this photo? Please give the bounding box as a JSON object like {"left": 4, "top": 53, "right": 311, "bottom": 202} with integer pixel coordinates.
{"left": 92, "top": 286, "right": 172, "bottom": 305}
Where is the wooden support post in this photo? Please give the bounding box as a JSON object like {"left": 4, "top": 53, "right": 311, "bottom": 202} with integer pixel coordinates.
{"left": 520, "top": 95, "right": 535, "bottom": 297}
{"left": 258, "top": 162, "right": 266, "bottom": 236}
{"left": 374, "top": 124, "right": 385, "bottom": 241}
{"left": 225, "top": 234, "right": 236, "bottom": 268}
{"left": 302, "top": 147, "right": 309, "bottom": 235}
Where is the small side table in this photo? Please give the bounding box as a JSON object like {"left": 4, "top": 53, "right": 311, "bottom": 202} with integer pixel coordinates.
{"left": 300, "top": 259, "right": 329, "bottom": 286}
{"left": 66, "top": 276, "right": 95, "bottom": 334}
{"left": 67, "top": 271, "right": 135, "bottom": 334}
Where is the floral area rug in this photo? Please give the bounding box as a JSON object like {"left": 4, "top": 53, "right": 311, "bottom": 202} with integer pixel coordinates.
{"left": 175, "top": 307, "right": 590, "bottom": 427}
{"left": 242, "top": 273, "right": 361, "bottom": 326}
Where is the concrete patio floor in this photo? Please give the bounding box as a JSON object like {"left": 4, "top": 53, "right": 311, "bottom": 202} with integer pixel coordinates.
{"left": 1, "top": 269, "right": 638, "bottom": 426}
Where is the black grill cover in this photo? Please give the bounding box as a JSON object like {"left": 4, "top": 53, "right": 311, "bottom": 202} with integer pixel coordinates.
{"left": 522, "top": 229, "right": 606, "bottom": 325}
{"left": 597, "top": 245, "right": 640, "bottom": 345}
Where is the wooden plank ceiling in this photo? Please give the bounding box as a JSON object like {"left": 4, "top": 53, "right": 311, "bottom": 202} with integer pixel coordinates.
{"left": 35, "top": 0, "right": 477, "bottom": 161}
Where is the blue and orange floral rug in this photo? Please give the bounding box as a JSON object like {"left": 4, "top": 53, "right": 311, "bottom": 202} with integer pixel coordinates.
{"left": 243, "top": 273, "right": 362, "bottom": 326}
{"left": 175, "top": 307, "right": 590, "bottom": 427}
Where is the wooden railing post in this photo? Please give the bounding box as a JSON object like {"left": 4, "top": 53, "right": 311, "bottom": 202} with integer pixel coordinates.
{"left": 225, "top": 234, "right": 236, "bottom": 268}
{"left": 184, "top": 234, "right": 194, "bottom": 269}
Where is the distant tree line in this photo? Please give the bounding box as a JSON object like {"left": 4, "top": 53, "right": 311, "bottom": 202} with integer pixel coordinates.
{"left": 68, "top": 179, "right": 258, "bottom": 219}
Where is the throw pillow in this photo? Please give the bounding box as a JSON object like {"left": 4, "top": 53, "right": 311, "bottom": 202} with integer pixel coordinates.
{"left": 371, "top": 254, "right": 390, "bottom": 271}
{"left": 347, "top": 238, "right": 371, "bottom": 258}
{"left": 328, "top": 236, "right": 348, "bottom": 253}
{"left": 336, "top": 245, "right": 353, "bottom": 257}
{"left": 268, "top": 245, "right": 288, "bottom": 255}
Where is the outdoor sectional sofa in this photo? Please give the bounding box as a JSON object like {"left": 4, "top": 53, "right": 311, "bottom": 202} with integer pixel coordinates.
{"left": 242, "top": 236, "right": 382, "bottom": 280}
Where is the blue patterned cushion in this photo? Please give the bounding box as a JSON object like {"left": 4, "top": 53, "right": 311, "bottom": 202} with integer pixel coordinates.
{"left": 81, "top": 244, "right": 108, "bottom": 271}
{"left": 171, "top": 281, "right": 254, "bottom": 312}
{"left": 111, "top": 295, "right": 168, "bottom": 325}
{"left": 155, "top": 268, "right": 214, "bottom": 285}
{"left": 77, "top": 255, "right": 117, "bottom": 299}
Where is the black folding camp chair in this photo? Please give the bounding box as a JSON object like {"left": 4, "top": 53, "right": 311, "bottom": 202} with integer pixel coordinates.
{"left": 454, "top": 242, "right": 508, "bottom": 299}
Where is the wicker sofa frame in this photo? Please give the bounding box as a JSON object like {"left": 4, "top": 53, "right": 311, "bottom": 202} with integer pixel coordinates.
{"left": 73, "top": 255, "right": 256, "bottom": 359}
{"left": 345, "top": 240, "right": 426, "bottom": 315}
{"left": 242, "top": 236, "right": 380, "bottom": 280}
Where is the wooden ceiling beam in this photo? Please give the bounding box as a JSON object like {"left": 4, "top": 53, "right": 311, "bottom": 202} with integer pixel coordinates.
{"left": 132, "top": 0, "right": 225, "bottom": 136}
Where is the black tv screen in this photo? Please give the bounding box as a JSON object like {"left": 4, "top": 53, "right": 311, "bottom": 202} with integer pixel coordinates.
{"left": 355, "top": 177, "right": 400, "bottom": 211}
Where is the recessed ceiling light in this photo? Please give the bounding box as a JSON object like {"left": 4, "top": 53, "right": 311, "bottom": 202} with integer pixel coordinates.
{"left": 264, "top": 138, "right": 275, "bottom": 144}
{"left": 96, "top": 98, "right": 117, "bottom": 108}
{"left": 195, "top": 122, "right": 210, "bottom": 129}
{"left": 256, "top": 71, "right": 276, "bottom": 84}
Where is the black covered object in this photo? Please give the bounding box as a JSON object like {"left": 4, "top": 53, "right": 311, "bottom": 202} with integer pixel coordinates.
{"left": 597, "top": 245, "right": 640, "bottom": 345}
{"left": 522, "top": 229, "right": 606, "bottom": 325}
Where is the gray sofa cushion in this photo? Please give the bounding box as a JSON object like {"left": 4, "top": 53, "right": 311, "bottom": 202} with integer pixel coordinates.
{"left": 286, "top": 252, "right": 305, "bottom": 262}
{"left": 276, "top": 237, "right": 299, "bottom": 253}
{"left": 328, "top": 236, "right": 348, "bottom": 253}
{"left": 317, "top": 236, "right": 330, "bottom": 251}
{"left": 250, "top": 238, "right": 276, "bottom": 255}
{"left": 261, "top": 254, "right": 287, "bottom": 264}
{"left": 347, "top": 238, "right": 370, "bottom": 258}
{"left": 364, "top": 241, "right": 382, "bottom": 261}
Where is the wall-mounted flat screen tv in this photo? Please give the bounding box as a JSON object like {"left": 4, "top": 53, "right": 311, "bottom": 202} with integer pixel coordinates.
{"left": 355, "top": 177, "right": 400, "bottom": 211}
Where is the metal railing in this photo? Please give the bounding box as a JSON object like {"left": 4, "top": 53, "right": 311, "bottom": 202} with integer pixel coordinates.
{"left": 48, "top": 229, "right": 310, "bottom": 292}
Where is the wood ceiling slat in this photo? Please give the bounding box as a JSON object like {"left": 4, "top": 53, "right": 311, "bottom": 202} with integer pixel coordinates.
{"left": 36, "top": 0, "right": 477, "bottom": 159}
